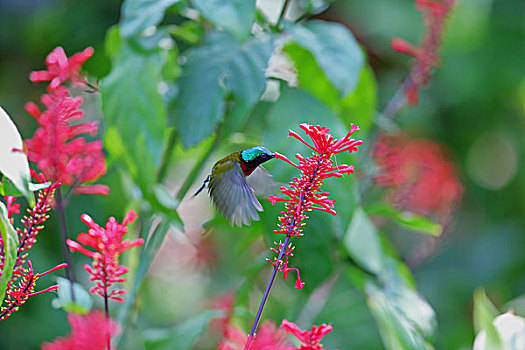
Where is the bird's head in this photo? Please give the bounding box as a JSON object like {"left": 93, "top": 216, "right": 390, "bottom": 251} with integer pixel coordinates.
{"left": 241, "top": 146, "right": 275, "bottom": 173}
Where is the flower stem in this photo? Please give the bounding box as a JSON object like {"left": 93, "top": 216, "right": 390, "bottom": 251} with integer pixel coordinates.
{"left": 382, "top": 76, "right": 411, "bottom": 121}
{"left": 104, "top": 292, "right": 111, "bottom": 350}
{"left": 55, "top": 188, "right": 76, "bottom": 302}
{"left": 244, "top": 233, "right": 292, "bottom": 350}
{"left": 157, "top": 129, "right": 178, "bottom": 183}
{"left": 276, "top": 0, "right": 290, "bottom": 27}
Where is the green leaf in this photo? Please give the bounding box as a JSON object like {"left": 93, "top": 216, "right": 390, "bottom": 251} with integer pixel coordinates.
{"left": 340, "top": 64, "right": 377, "bottom": 135}
{"left": 366, "top": 203, "right": 443, "bottom": 236}
{"left": 287, "top": 20, "right": 364, "bottom": 95}
{"left": 170, "top": 21, "right": 204, "bottom": 45}
{"left": 0, "top": 202, "right": 19, "bottom": 304}
{"left": 192, "top": 0, "right": 255, "bottom": 40}
{"left": 143, "top": 310, "right": 223, "bottom": 350}
{"left": 151, "top": 184, "right": 183, "bottom": 227}
{"left": 171, "top": 31, "right": 273, "bottom": 147}
{"left": 120, "top": 0, "right": 181, "bottom": 38}
{"left": 0, "top": 177, "right": 51, "bottom": 197}
{"left": 473, "top": 288, "right": 502, "bottom": 349}
{"left": 101, "top": 43, "right": 168, "bottom": 190}
{"left": 344, "top": 207, "right": 385, "bottom": 274}
{"left": 365, "top": 280, "right": 436, "bottom": 350}
{"left": 0, "top": 106, "right": 34, "bottom": 206}
{"left": 51, "top": 277, "right": 93, "bottom": 314}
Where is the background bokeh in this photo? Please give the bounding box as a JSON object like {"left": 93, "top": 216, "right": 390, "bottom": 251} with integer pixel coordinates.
{"left": 0, "top": 0, "right": 524, "bottom": 349}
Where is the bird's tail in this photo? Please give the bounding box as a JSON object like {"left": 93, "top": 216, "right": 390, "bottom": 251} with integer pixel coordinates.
{"left": 194, "top": 175, "right": 211, "bottom": 197}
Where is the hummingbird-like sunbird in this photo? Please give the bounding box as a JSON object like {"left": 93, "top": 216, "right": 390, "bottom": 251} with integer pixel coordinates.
{"left": 195, "top": 146, "right": 275, "bottom": 227}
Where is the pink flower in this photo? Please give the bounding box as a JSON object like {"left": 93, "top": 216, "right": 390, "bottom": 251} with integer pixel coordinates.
{"left": 219, "top": 320, "right": 292, "bottom": 350}
{"left": 4, "top": 196, "right": 20, "bottom": 219}
{"left": 281, "top": 320, "right": 337, "bottom": 350}
{"left": 66, "top": 211, "right": 143, "bottom": 302}
{"left": 267, "top": 123, "right": 362, "bottom": 288}
{"left": 391, "top": 0, "right": 455, "bottom": 105}
{"left": 374, "top": 134, "right": 463, "bottom": 224}
{"left": 41, "top": 310, "right": 120, "bottom": 350}
{"left": 0, "top": 261, "right": 67, "bottom": 321}
{"left": 30, "top": 46, "right": 94, "bottom": 90}
{"left": 25, "top": 85, "right": 108, "bottom": 196}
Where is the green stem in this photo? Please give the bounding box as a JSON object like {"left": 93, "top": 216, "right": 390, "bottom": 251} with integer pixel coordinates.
{"left": 55, "top": 188, "right": 76, "bottom": 303}
{"left": 276, "top": 0, "right": 291, "bottom": 27}
{"left": 157, "top": 129, "right": 178, "bottom": 183}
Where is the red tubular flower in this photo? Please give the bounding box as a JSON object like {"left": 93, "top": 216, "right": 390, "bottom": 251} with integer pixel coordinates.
{"left": 42, "top": 310, "right": 120, "bottom": 350}
{"left": 0, "top": 261, "right": 67, "bottom": 321}
{"left": 25, "top": 46, "right": 108, "bottom": 196}
{"left": 25, "top": 85, "right": 108, "bottom": 196}
{"left": 391, "top": 0, "right": 455, "bottom": 105}
{"left": 374, "top": 134, "right": 463, "bottom": 224}
{"left": 30, "top": 46, "right": 94, "bottom": 90}
{"left": 281, "top": 320, "right": 337, "bottom": 350}
{"left": 66, "top": 210, "right": 143, "bottom": 302}
{"left": 267, "top": 123, "right": 362, "bottom": 288}
{"left": 219, "top": 320, "right": 292, "bottom": 350}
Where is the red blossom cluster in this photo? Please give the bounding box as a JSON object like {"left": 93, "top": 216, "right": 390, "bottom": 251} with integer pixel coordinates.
{"left": 218, "top": 319, "right": 337, "bottom": 350}
{"left": 267, "top": 123, "right": 362, "bottom": 288}
{"left": 374, "top": 134, "right": 463, "bottom": 224}
{"left": 66, "top": 210, "right": 143, "bottom": 302}
{"left": 219, "top": 320, "right": 292, "bottom": 350}
{"left": 281, "top": 320, "right": 337, "bottom": 350}
{"left": 42, "top": 310, "right": 120, "bottom": 350}
{"left": 0, "top": 172, "right": 66, "bottom": 321}
{"left": 25, "top": 46, "right": 108, "bottom": 196}
{"left": 391, "top": 0, "right": 455, "bottom": 105}
{"left": 0, "top": 262, "right": 67, "bottom": 320}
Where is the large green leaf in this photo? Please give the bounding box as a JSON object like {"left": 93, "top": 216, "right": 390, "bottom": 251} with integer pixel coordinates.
{"left": 120, "top": 0, "right": 181, "bottom": 38}
{"left": 192, "top": 0, "right": 255, "bottom": 40}
{"left": 101, "top": 43, "right": 168, "bottom": 189}
{"left": 344, "top": 207, "right": 385, "bottom": 275}
{"left": 0, "top": 202, "right": 19, "bottom": 305}
{"left": 0, "top": 106, "right": 33, "bottom": 205}
{"left": 366, "top": 279, "right": 436, "bottom": 350}
{"left": 171, "top": 31, "right": 273, "bottom": 147}
{"left": 284, "top": 43, "right": 376, "bottom": 135}
{"left": 143, "top": 310, "right": 223, "bottom": 350}
{"left": 51, "top": 277, "right": 93, "bottom": 314}
{"left": 287, "top": 20, "right": 364, "bottom": 95}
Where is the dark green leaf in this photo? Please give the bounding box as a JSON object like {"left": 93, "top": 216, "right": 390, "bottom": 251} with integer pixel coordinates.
{"left": 0, "top": 177, "right": 51, "bottom": 197}
{"left": 0, "top": 202, "right": 18, "bottom": 304}
{"left": 51, "top": 277, "right": 93, "bottom": 314}
{"left": 101, "top": 43, "right": 168, "bottom": 189}
{"left": 171, "top": 31, "right": 273, "bottom": 147}
{"left": 366, "top": 203, "right": 443, "bottom": 236}
{"left": 120, "top": 0, "right": 181, "bottom": 38}
{"left": 192, "top": 0, "right": 255, "bottom": 40}
{"left": 287, "top": 20, "right": 364, "bottom": 95}
{"left": 143, "top": 310, "right": 223, "bottom": 350}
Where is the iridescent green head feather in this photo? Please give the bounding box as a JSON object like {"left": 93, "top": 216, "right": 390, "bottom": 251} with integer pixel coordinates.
{"left": 241, "top": 146, "right": 274, "bottom": 163}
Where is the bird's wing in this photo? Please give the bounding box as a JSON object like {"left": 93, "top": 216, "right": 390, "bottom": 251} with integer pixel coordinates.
{"left": 208, "top": 160, "right": 263, "bottom": 227}
{"left": 246, "top": 166, "right": 280, "bottom": 196}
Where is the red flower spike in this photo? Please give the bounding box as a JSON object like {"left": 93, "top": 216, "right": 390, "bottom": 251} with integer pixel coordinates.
{"left": 67, "top": 210, "right": 143, "bottom": 302}
{"left": 0, "top": 261, "right": 67, "bottom": 321}
{"left": 42, "top": 310, "right": 120, "bottom": 350}
{"left": 30, "top": 46, "right": 94, "bottom": 90}
{"left": 25, "top": 47, "right": 108, "bottom": 196}
{"left": 391, "top": 0, "right": 455, "bottom": 106}
{"left": 219, "top": 320, "right": 292, "bottom": 350}
{"left": 281, "top": 320, "right": 338, "bottom": 350}
{"left": 267, "top": 124, "right": 362, "bottom": 288}
{"left": 374, "top": 134, "right": 463, "bottom": 225}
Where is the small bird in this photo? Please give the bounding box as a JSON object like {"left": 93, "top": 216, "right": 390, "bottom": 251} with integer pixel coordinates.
{"left": 195, "top": 146, "right": 275, "bottom": 227}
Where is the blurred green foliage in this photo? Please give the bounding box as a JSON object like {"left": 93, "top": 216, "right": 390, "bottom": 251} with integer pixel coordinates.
{"left": 0, "top": 0, "right": 524, "bottom": 349}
